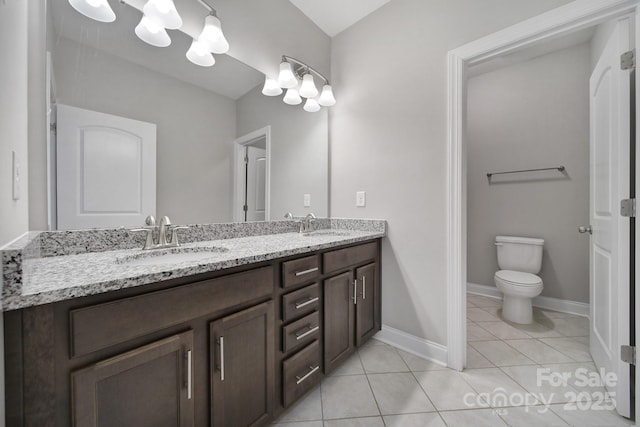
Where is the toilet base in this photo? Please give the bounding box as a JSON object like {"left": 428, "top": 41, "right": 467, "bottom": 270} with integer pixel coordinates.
{"left": 502, "top": 294, "right": 534, "bottom": 324}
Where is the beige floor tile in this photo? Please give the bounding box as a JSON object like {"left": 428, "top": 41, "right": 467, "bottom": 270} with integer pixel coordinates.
{"left": 322, "top": 417, "right": 385, "bottom": 427}
{"left": 461, "top": 368, "right": 532, "bottom": 408}
{"left": 383, "top": 412, "right": 447, "bottom": 427}
{"left": 467, "top": 345, "right": 495, "bottom": 368}
{"left": 509, "top": 319, "right": 563, "bottom": 338}
{"left": 439, "top": 408, "right": 509, "bottom": 426}
{"left": 475, "top": 321, "right": 530, "bottom": 340}
{"left": 534, "top": 308, "right": 583, "bottom": 320}
{"left": 468, "top": 307, "right": 501, "bottom": 322}
{"left": 467, "top": 300, "right": 477, "bottom": 308}
{"left": 272, "top": 422, "right": 323, "bottom": 427}
{"left": 321, "top": 375, "right": 380, "bottom": 420}
{"left": 276, "top": 388, "right": 322, "bottom": 422}
{"left": 542, "top": 362, "right": 609, "bottom": 396}
{"left": 552, "top": 318, "right": 589, "bottom": 337}
{"left": 367, "top": 372, "right": 435, "bottom": 415}
{"left": 539, "top": 337, "right": 592, "bottom": 362}
{"left": 504, "top": 339, "right": 574, "bottom": 364}
{"left": 500, "top": 365, "right": 580, "bottom": 404}
{"left": 478, "top": 306, "right": 504, "bottom": 318}
{"left": 329, "top": 352, "right": 365, "bottom": 376}
{"left": 414, "top": 370, "right": 488, "bottom": 411}
{"left": 496, "top": 405, "right": 569, "bottom": 426}
{"left": 550, "top": 403, "right": 633, "bottom": 426}
{"left": 358, "top": 343, "right": 409, "bottom": 373}
{"left": 397, "top": 349, "right": 448, "bottom": 371}
{"left": 468, "top": 323, "right": 500, "bottom": 341}
{"left": 468, "top": 294, "right": 503, "bottom": 308}
{"left": 470, "top": 340, "right": 535, "bottom": 367}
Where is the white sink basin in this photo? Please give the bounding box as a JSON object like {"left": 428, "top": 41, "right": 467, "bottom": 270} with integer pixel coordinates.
{"left": 302, "top": 230, "right": 352, "bottom": 237}
{"left": 116, "top": 246, "right": 229, "bottom": 267}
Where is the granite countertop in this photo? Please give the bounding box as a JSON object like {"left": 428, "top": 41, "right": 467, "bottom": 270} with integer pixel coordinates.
{"left": 3, "top": 224, "right": 385, "bottom": 311}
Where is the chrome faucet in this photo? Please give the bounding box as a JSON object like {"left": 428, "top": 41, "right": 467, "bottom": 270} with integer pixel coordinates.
{"left": 285, "top": 212, "right": 316, "bottom": 233}
{"left": 131, "top": 215, "right": 189, "bottom": 250}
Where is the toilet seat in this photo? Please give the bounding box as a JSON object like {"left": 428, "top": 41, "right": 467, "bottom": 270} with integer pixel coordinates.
{"left": 495, "top": 270, "right": 542, "bottom": 287}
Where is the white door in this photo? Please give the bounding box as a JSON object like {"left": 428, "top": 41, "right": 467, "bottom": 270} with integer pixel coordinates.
{"left": 245, "top": 146, "right": 266, "bottom": 222}
{"left": 589, "top": 18, "right": 631, "bottom": 418}
{"left": 56, "top": 104, "right": 156, "bottom": 230}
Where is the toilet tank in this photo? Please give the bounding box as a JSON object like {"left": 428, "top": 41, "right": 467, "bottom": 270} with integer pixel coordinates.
{"left": 495, "top": 236, "right": 544, "bottom": 274}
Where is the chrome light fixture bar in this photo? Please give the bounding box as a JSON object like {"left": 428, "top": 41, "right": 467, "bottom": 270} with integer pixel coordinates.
{"left": 262, "top": 55, "right": 336, "bottom": 112}
{"left": 66, "top": 0, "right": 229, "bottom": 68}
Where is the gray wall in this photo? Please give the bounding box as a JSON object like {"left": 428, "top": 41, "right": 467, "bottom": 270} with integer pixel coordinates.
{"left": 0, "top": 0, "right": 29, "bottom": 421}
{"left": 466, "top": 43, "right": 591, "bottom": 303}
{"left": 53, "top": 37, "right": 237, "bottom": 225}
{"left": 329, "top": 0, "right": 572, "bottom": 345}
{"left": 236, "top": 85, "right": 329, "bottom": 219}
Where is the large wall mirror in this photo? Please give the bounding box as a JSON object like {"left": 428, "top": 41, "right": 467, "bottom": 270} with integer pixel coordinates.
{"left": 44, "top": 0, "right": 328, "bottom": 230}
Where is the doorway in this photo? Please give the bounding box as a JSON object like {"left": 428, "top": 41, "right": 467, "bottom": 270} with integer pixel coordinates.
{"left": 446, "top": 0, "right": 640, "bottom": 419}
{"left": 234, "top": 126, "right": 271, "bottom": 222}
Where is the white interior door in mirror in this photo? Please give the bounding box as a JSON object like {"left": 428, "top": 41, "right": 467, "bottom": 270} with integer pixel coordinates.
{"left": 246, "top": 146, "right": 266, "bottom": 222}
{"left": 56, "top": 104, "right": 156, "bottom": 229}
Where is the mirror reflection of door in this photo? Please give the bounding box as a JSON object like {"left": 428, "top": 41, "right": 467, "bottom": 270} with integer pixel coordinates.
{"left": 244, "top": 141, "right": 267, "bottom": 222}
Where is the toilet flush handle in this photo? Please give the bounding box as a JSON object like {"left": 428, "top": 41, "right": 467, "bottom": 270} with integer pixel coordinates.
{"left": 578, "top": 225, "right": 593, "bottom": 235}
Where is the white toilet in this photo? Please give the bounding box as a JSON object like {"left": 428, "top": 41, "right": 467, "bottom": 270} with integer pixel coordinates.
{"left": 494, "top": 235, "right": 544, "bottom": 324}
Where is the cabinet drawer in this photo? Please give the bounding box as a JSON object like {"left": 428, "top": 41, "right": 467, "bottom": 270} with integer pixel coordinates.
{"left": 282, "top": 283, "right": 320, "bottom": 322}
{"left": 282, "top": 255, "right": 320, "bottom": 288}
{"left": 282, "top": 311, "right": 320, "bottom": 353}
{"left": 70, "top": 266, "right": 274, "bottom": 357}
{"left": 323, "top": 242, "right": 377, "bottom": 274}
{"left": 282, "top": 340, "right": 321, "bottom": 408}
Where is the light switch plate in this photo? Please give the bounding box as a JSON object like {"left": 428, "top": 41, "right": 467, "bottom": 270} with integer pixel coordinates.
{"left": 303, "top": 194, "right": 311, "bottom": 207}
{"left": 12, "top": 151, "right": 20, "bottom": 200}
{"left": 356, "top": 191, "right": 366, "bottom": 207}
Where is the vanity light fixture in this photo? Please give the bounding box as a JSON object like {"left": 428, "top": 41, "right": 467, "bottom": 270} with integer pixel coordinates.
{"left": 67, "top": 0, "right": 230, "bottom": 69}
{"left": 263, "top": 56, "right": 336, "bottom": 112}
{"left": 68, "top": 0, "right": 116, "bottom": 22}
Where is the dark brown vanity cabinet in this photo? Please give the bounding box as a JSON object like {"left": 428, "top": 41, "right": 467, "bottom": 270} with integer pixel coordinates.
{"left": 210, "top": 301, "right": 274, "bottom": 427}
{"left": 322, "top": 243, "right": 381, "bottom": 374}
{"left": 71, "top": 331, "right": 195, "bottom": 427}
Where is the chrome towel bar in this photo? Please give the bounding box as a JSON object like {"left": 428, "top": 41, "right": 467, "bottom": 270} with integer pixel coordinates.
{"left": 487, "top": 166, "right": 565, "bottom": 180}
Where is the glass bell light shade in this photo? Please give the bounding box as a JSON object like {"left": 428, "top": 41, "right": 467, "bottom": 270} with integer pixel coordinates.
{"left": 318, "top": 84, "right": 336, "bottom": 107}
{"left": 186, "top": 39, "right": 215, "bottom": 67}
{"left": 143, "top": 0, "right": 182, "bottom": 29}
{"left": 303, "top": 98, "right": 321, "bottom": 113}
{"left": 262, "top": 77, "right": 283, "bottom": 96}
{"left": 68, "top": 0, "right": 116, "bottom": 22}
{"left": 277, "top": 61, "right": 298, "bottom": 89}
{"left": 299, "top": 73, "right": 319, "bottom": 98}
{"left": 199, "top": 15, "right": 229, "bottom": 54}
{"left": 283, "top": 88, "right": 302, "bottom": 105}
{"left": 135, "top": 15, "right": 171, "bottom": 47}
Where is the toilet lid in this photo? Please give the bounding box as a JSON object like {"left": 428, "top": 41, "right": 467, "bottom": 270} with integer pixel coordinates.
{"left": 495, "top": 270, "right": 542, "bottom": 286}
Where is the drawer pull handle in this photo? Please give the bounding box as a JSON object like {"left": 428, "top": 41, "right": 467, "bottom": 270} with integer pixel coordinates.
{"left": 218, "top": 337, "right": 225, "bottom": 382}
{"left": 362, "top": 276, "right": 366, "bottom": 300}
{"left": 295, "top": 267, "right": 319, "bottom": 277}
{"left": 353, "top": 279, "right": 358, "bottom": 305}
{"left": 186, "top": 349, "right": 193, "bottom": 400}
{"left": 295, "top": 325, "right": 320, "bottom": 340}
{"left": 296, "top": 365, "right": 320, "bottom": 385}
{"left": 295, "top": 296, "right": 319, "bottom": 309}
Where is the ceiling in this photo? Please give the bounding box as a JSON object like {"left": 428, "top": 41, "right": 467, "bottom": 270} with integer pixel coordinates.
{"left": 288, "top": 0, "right": 392, "bottom": 37}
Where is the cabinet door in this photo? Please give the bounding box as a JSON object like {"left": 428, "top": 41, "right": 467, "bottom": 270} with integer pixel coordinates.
{"left": 323, "top": 271, "right": 355, "bottom": 374}
{"left": 356, "top": 263, "right": 377, "bottom": 346}
{"left": 71, "top": 330, "right": 194, "bottom": 427}
{"left": 210, "top": 301, "right": 274, "bottom": 427}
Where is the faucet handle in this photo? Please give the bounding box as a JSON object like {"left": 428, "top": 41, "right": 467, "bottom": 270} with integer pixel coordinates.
{"left": 130, "top": 228, "right": 157, "bottom": 250}
{"left": 145, "top": 215, "right": 156, "bottom": 226}
{"left": 284, "top": 212, "right": 294, "bottom": 220}
{"left": 168, "top": 226, "right": 189, "bottom": 247}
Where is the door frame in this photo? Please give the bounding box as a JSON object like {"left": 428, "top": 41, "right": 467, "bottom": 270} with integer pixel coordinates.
{"left": 446, "top": 0, "right": 639, "bottom": 373}
{"left": 233, "top": 126, "right": 271, "bottom": 222}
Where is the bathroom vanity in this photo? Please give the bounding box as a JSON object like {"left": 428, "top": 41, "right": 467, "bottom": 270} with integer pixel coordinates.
{"left": 2, "top": 220, "right": 385, "bottom": 426}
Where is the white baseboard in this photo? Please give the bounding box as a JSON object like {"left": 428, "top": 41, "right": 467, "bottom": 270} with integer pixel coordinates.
{"left": 374, "top": 325, "right": 448, "bottom": 367}
{"left": 467, "top": 282, "right": 590, "bottom": 318}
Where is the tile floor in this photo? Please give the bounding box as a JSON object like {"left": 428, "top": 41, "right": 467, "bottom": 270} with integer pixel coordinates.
{"left": 272, "top": 293, "right": 633, "bottom": 426}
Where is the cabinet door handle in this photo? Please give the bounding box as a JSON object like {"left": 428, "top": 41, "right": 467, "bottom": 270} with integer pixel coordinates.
{"left": 362, "top": 276, "right": 366, "bottom": 300}
{"left": 218, "top": 337, "right": 225, "bottom": 382}
{"left": 353, "top": 279, "right": 358, "bottom": 305}
{"left": 295, "top": 296, "right": 319, "bottom": 309}
{"left": 295, "top": 365, "right": 320, "bottom": 385}
{"left": 186, "top": 349, "right": 193, "bottom": 400}
{"left": 295, "top": 267, "right": 319, "bottom": 277}
{"left": 295, "top": 325, "right": 320, "bottom": 340}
